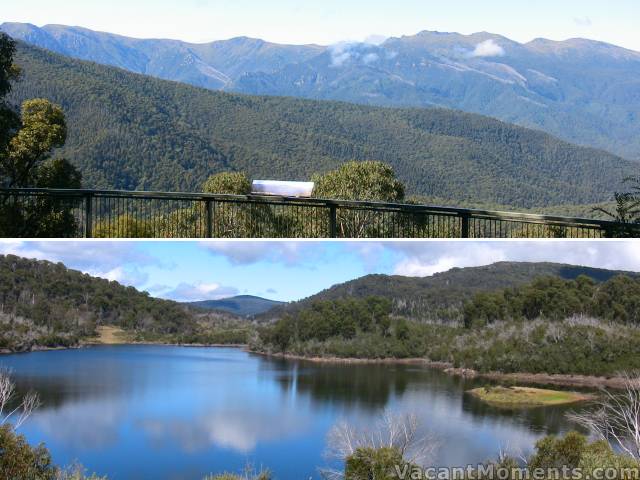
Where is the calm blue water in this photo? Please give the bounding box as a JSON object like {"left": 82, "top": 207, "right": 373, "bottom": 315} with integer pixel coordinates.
{"left": 1, "top": 346, "right": 586, "bottom": 480}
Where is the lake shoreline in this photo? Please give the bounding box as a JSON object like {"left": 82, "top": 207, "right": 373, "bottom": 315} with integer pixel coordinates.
{"left": 250, "top": 350, "right": 627, "bottom": 389}
{"left": 0, "top": 341, "right": 246, "bottom": 356}
{"left": 1, "top": 343, "right": 628, "bottom": 389}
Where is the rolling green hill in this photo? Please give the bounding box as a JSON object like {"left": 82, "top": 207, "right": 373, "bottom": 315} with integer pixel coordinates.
{"left": 0, "top": 254, "right": 195, "bottom": 350}
{"left": 260, "top": 262, "right": 638, "bottom": 322}
{"left": 0, "top": 254, "right": 247, "bottom": 352}
{"left": 8, "top": 41, "right": 639, "bottom": 209}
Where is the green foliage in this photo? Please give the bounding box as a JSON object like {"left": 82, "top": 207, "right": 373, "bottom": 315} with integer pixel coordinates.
{"left": 203, "top": 171, "right": 251, "bottom": 195}
{"left": 528, "top": 432, "right": 640, "bottom": 479}
{"left": 0, "top": 424, "right": 56, "bottom": 480}
{"left": 259, "top": 297, "right": 392, "bottom": 354}
{"left": 0, "top": 39, "right": 82, "bottom": 236}
{"left": 312, "top": 161, "right": 404, "bottom": 202}
{"left": 480, "top": 432, "right": 640, "bottom": 480}
{"left": 311, "top": 160, "right": 406, "bottom": 236}
{"left": 94, "top": 215, "right": 155, "bottom": 238}
{"left": 344, "top": 446, "right": 406, "bottom": 480}
{"left": 578, "top": 442, "right": 640, "bottom": 479}
{"left": 35, "top": 157, "right": 81, "bottom": 188}
{"left": 594, "top": 176, "right": 640, "bottom": 237}
{"left": 1, "top": 156, "right": 83, "bottom": 237}
{"left": 0, "top": 34, "right": 20, "bottom": 159}
{"left": 529, "top": 431, "right": 588, "bottom": 471}
{"left": 57, "top": 464, "right": 109, "bottom": 480}
{"left": 9, "top": 42, "right": 640, "bottom": 209}
{"left": 0, "top": 100, "right": 82, "bottom": 236}
{"left": 257, "top": 273, "right": 640, "bottom": 375}
{"left": 0, "top": 424, "right": 107, "bottom": 480}
{"left": 4, "top": 98, "right": 66, "bottom": 187}
{"left": 202, "top": 467, "right": 271, "bottom": 480}
{"left": 264, "top": 262, "right": 634, "bottom": 324}
{"left": 0, "top": 254, "right": 196, "bottom": 351}
{"left": 463, "top": 274, "right": 640, "bottom": 328}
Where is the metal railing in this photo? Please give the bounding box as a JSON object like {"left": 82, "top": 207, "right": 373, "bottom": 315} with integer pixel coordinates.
{"left": 0, "top": 188, "right": 636, "bottom": 238}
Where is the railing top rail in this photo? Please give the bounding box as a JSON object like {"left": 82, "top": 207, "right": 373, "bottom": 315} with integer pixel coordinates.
{"left": 0, "top": 187, "right": 631, "bottom": 230}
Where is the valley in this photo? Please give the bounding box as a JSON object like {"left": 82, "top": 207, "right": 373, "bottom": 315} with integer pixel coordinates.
{"left": 5, "top": 41, "right": 639, "bottom": 211}
{"left": 4, "top": 23, "right": 640, "bottom": 159}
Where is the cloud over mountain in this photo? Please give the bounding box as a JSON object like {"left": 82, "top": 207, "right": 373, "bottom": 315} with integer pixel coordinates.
{"left": 469, "top": 39, "right": 505, "bottom": 57}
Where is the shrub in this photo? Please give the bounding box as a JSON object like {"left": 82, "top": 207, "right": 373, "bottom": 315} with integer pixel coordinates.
{"left": 0, "top": 424, "right": 57, "bottom": 480}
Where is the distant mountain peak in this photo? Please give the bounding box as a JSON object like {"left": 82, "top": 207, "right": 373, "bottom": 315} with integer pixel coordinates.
{"left": 187, "top": 295, "right": 284, "bottom": 317}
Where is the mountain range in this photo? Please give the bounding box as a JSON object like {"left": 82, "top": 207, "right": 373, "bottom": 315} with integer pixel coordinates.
{"left": 3, "top": 23, "right": 640, "bottom": 160}
{"left": 7, "top": 41, "right": 638, "bottom": 209}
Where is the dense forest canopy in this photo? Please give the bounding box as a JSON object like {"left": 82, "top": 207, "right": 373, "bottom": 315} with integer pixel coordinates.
{"left": 4, "top": 23, "right": 640, "bottom": 160}
{"left": 0, "top": 254, "right": 249, "bottom": 351}
{"left": 7, "top": 41, "right": 640, "bottom": 210}
{"left": 463, "top": 274, "right": 640, "bottom": 327}
{"left": 261, "top": 262, "right": 638, "bottom": 322}
{"left": 0, "top": 254, "right": 194, "bottom": 348}
{"left": 255, "top": 274, "right": 640, "bottom": 375}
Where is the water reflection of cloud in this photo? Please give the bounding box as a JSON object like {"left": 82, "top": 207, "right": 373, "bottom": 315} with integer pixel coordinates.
{"left": 393, "top": 389, "right": 572, "bottom": 465}
{"left": 139, "top": 408, "right": 309, "bottom": 454}
{"left": 30, "top": 399, "right": 124, "bottom": 450}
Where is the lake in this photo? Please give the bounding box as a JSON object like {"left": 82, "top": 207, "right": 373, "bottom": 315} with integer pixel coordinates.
{"left": 1, "top": 345, "right": 588, "bottom": 480}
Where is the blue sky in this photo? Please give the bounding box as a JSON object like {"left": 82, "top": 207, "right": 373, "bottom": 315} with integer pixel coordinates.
{"left": 0, "top": 240, "right": 639, "bottom": 303}
{"left": 3, "top": 0, "right": 640, "bottom": 51}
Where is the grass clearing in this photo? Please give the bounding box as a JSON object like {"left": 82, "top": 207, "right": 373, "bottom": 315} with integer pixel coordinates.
{"left": 468, "top": 385, "right": 592, "bottom": 407}
{"left": 86, "top": 325, "right": 130, "bottom": 345}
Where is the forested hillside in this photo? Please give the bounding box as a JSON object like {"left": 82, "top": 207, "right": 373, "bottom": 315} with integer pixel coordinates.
{"left": 8, "top": 42, "right": 639, "bottom": 209}
{"left": 261, "top": 262, "right": 637, "bottom": 322}
{"left": 233, "top": 32, "right": 640, "bottom": 161}
{"left": 0, "top": 255, "right": 248, "bottom": 351}
{"left": 255, "top": 274, "right": 640, "bottom": 375}
{"left": 0, "top": 254, "right": 195, "bottom": 350}
{"left": 6, "top": 24, "right": 640, "bottom": 160}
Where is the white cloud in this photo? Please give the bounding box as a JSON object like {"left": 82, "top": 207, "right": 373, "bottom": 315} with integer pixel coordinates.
{"left": 83, "top": 266, "right": 149, "bottom": 286}
{"left": 0, "top": 241, "right": 155, "bottom": 267}
{"left": 469, "top": 39, "right": 505, "bottom": 58}
{"left": 198, "top": 241, "right": 321, "bottom": 266}
{"left": 158, "top": 282, "right": 239, "bottom": 302}
{"left": 381, "top": 241, "right": 640, "bottom": 278}
{"left": 573, "top": 16, "right": 593, "bottom": 27}
{"left": 139, "top": 407, "right": 308, "bottom": 453}
{"left": 0, "top": 241, "right": 158, "bottom": 287}
{"left": 329, "top": 38, "right": 384, "bottom": 67}
{"left": 391, "top": 243, "right": 507, "bottom": 276}
{"left": 329, "top": 42, "right": 355, "bottom": 67}
{"left": 362, "top": 52, "right": 379, "bottom": 64}
{"left": 363, "top": 34, "right": 388, "bottom": 46}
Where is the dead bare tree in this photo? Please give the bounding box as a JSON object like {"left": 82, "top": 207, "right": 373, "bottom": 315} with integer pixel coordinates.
{"left": 568, "top": 372, "right": 640, "bottom": 460}
{"left": 0, "top": 367, "right": 40, "bottom": 430}
{"left": 321, "top": 410, "right": 438, "bottom": 480}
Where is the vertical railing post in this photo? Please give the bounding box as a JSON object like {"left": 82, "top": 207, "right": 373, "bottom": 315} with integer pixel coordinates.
{"left": 329, "top": 204, "right": 337, "bottom": 238}
{"left": 84, "top": 192, "right": 93, "bottom": 238}
{"left": 461, "top": 213, "right": 470, "bottom": 238}
{"left": 205, "top": 199, "right": 213, "bottom": 238}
